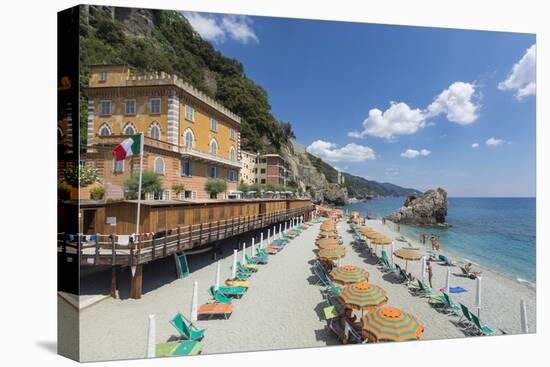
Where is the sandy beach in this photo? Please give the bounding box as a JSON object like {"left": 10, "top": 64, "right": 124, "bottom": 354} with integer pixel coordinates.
{"left": 74, "top": 217, "right": 536, "bottom": 361}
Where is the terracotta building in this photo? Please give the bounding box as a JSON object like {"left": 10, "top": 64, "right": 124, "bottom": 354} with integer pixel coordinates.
{"left": 82, "top": 65, "right": 241, "bottom": 200}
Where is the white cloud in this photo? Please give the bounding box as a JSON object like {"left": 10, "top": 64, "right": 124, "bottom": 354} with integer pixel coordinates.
{"left": 427, "top": 82, "right": 480, "bottom": 125}
{"left": 182, "top": 12, "right": 258, "bottom": 44}
{"left": 400, "top": 149, "right": 431, "bottom": 158}
{"left": 306, "top": 140, "right": 376, "bottom": 162}
{"left": 347, "top": 102, "right": 427, "bottom": 140}
{"left": 498, "top": 44, "right": 536, "bottom": 100}
{"left": 485, "top": 137, "right": 506, "bottom": 147}
{"left": 472, "top": 143, "right": 480, "bottom": 149}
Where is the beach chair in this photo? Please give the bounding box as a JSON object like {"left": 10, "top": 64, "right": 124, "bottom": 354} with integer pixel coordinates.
{"left": 313, "top": 265, "right": 330, "bottom": 286}
{"left": 209, "top": 286, "right": 233, "bottom": 304}
{"left": 438, "top": 254, "right": 456, "bottom": 266}
{"left": 327, "top": 318, "right": 363, "bottom": 344}
{"left": 225, "top": 279, "right": 250, "bottom": 288}
{"left": 155, "top": 340, "right": 202, "bottom": 357}
{"left": 230, "top": 266, "right": 251, "bottom": 279}
{"left": 470, "top": 313, "right": 495, "bottom": 336}
{"left": 237, "top": 261, "right": 256, "bottom": 274}
{"left": 246, "top": 254, "right": 268, "bottom": 265}
{"left": 197, "top": 303, "right": 233, "bottom": 320}
{"left": 217, "top": 285, "right": 247, "bottom": 298}
{"left": 170, "top": 313, "right": 205, "bottom": 341}
{"left": 458, "top": 303, "right": 478, "bottom": 333}
{"left": 240, "top": 260, "right": 259, "bottom": 272}
{"left": 430, "top": 292, "right": 460, "bottom": 314}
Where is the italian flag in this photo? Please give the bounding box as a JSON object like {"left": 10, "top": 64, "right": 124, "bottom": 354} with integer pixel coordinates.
{"left": 112, "top": 134, "right": 142, "bottom": 161}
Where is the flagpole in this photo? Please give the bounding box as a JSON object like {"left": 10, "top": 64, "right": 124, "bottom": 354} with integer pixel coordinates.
{"left": 136, "top": 133, "right": 144, "bottom": 237}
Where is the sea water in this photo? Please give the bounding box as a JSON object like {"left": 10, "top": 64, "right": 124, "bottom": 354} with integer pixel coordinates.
{"left": 344, "top": 197, "right": 536, "bottom": 286}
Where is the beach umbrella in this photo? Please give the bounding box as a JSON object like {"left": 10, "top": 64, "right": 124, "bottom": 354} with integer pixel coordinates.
{"left": 475, "top": 276, "right": 482, "bottom": 317}
{"left": 330, "top": 265, "right": 369, "bottom": 285}
{"left": 318, "top": 247, "right": 347, "bottom": 261}
{"left": 279, "top": 224, "right": 282, "bottom": 238}
{"left": 337, "top": 282, "right": 388, "bottom": 313}
{"left": 444, "top": 267, "right": 451, "bottom": 294}
{"left": 317, "top": 241, "right": 342, "bottom": 250}
{"left": 191, "top": 281, "right": 198, "bottom": 322}
{"left": 231, "top": 249, "right": 238, "bottom": 279}
{"left": 242, "top": 242, "right": 247, "bottom": 264}
{"left": 390, "top": 241, "right": 395, "bottom": 265}
{"left": 215, "top": 260, "right": 221, "bottom": 290}
{"left": 360, "top": 307, "right": 423, "bottom": 343}
{"left": 267, "top": 228, "right": 271, "bottom": 243}
{"left": 393, "top": 248, "right": 422, "bottom": 271}
{"left": 319, "top": 231, "right": 338, "bottom": 238}
{"left": 251, "top": 238, "right": 256, "bottom": 259}
{"left": 316, "top": 237, "right": 339, "bottom": 247}
{"left": 146, "top": 314, "right": 156, "bottom": 358}
{"left": 272, "top": 226, "right": 276, "bottom": 241}
{"left": 520, "top": 298, "right": 529, "bottom": 333}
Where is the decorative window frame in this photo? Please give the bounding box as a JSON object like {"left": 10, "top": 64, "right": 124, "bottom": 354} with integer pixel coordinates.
{"left": 99, "top": 100, "right": 112, "bottom": 116}
{"left": 124, "top": 98, "right": 136, "bottom": 115}
{"left": 148, "top": 121, "right": 162, "bottom": 140}
{"left": 98, "top": 123, "right": 112, "bottom": 137}
{"left": 154, "top": 156, "right": 165, "bottom": 175}
{"left": 150, "top": 98, "right": 161, "bottom": 115}
{"left": 122, "top": 122, "right": 137, "bottom": 135}
{"left": 185, "top": 105, "right": 195, "bottom": 122}
{"left": 183, "top": 128, "right": 195, "bottom": 149}
{"left": 209, "top": 138, "right": 218, "bottom": 156}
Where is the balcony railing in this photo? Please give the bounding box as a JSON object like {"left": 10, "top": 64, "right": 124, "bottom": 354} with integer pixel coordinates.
{"left": 96, "top": 135, "right": 241, "bottom": 168}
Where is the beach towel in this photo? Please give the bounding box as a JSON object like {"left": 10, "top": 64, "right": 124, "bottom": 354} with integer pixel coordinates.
{"left": 449, "top": 286, "right": 467, "bottom": 293}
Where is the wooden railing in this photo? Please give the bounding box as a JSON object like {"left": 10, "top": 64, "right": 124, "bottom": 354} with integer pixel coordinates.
{"left": 58, "top": 206, "right": 313, "bottom": 267}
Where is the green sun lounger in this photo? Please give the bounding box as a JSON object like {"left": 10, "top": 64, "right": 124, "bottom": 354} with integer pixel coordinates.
{"left": 237, "top": 261, "right": 257, "bottom": 272}
{"left": 170, "top": 313, "right": 205, "bottom": 341}
{"left": 209, "top": 286, "right": 232, "bottom": 304}
{"left": 430, "top": 292, "right": 460, "bottom": 314}
{"left": 217, "top": 285, "right": 246, "bottom": 298}
{"left": 246, "top": 254, "right": 268, "bottom": 265}
{"left": 470, "top": 313, "right": 495, "bottom": 336}
{"left": 458, "top": 303, "right": 478, "bottom": 332}
{"left": 156, "top": 340, "right": 202, "bottom": 357}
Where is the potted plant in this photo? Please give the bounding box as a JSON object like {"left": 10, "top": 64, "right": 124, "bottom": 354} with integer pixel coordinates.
{"left": 172, "top": 183, "right": 185, "bottom": 199}
{"left": 204, "top": 178, "right": 227, "bottom": 199}
{"left": 90, "top": 185, "right": 106, "bottom": 200}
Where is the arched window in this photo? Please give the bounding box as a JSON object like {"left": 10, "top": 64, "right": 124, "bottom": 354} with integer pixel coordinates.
{"left": 229, "top": 146, "right": 236, "bottom": 161}
{"left": 149, "top": 122, "right": 161, "bottom": 140}
{"left": 183, "top": 128, "right": 194, "bottom": 150}
{"left": 122, "top": 122, "right": 136, "bottom": 135}
{"left": 209, "top": 139, "right": 218, "bottom": 156}
{"left": 98, "top": 123, "right": 112, "bottom": 136}
{"left": 154, "top": 157, "right": 165, "bottom": 175}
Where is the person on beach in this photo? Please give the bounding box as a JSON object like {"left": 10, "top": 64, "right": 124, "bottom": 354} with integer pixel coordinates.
{"left": 426, "top": 259, "right": 433, "bottom": 288}
{"left": 340, "top": 307, "right": 362, "bottom": 338}
{"left": 397, "top": 223, "right": 401, "bottom": 232}
{"left": 431, "top": 236, "right": 441, "bottom": 251}
{"left": 408, "top": 272, "right": 416, "bottom": 283}
{"left": 464, "top": 262, "right": 482, "bottom": 278}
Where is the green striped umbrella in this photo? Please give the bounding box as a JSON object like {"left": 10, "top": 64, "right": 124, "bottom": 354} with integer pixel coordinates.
{"left": 329, "top": 265, "right": 369, "bottom": 285}
{"left": 318, "top": 247, "right": 346, "bottom": 260}
{"left": 337, "top": 282, "right": 388, "bottom": 312}
{"left": 360, "top": 307, "right": 423, "bottom": 343}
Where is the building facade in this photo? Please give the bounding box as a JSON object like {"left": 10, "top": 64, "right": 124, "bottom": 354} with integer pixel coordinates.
{"left": 83, "top": 65, "right": 241, "bottom": 201}
{"left": 239, "top": 150, "right": 258, "bottom": 185}
{"left": 255, "top": 154, "right": 290, "bottom": 186}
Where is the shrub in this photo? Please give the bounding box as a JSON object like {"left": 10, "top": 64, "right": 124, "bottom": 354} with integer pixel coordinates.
{"left": 124, "top": 170, "right": 163, "bottom": 199}
{"left": 238, "top": 181, "right": 250, "bottom": 193}
{"left": 172, "top": 183, "right": 185, "bottom": 195}
{"left": 64, "top": 165, "right": 97, "bottom": 187}
{"left": 204, "top": 178, "right": 227, "bottom": 199}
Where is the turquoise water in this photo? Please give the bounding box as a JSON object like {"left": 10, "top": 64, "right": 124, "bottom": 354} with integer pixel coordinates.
{"left": 345, "top": 197, "right": 536, "bottom": 285}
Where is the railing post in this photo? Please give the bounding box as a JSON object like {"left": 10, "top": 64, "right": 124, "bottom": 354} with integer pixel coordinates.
{"left": 151, "top": 237, "right": 156, "bottom": 261}
{"left": 111, "top": 235, "right": 116, "bottom": 266}
{"left": 94, "top": 236, "right": 100, "bottom": 265}
{"left": 177, "top": 226, "right": 181, "bottom": 252}
{"left": 163, "top": 231, "right": 168, "bottom": 258}
{"left": 199, "top": 223, "right": 203, "bottom": 245}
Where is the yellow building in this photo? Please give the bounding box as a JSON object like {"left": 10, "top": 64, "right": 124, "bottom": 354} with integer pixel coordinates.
{"left": 83, "top": 65, "right": 241, "bottom": 200}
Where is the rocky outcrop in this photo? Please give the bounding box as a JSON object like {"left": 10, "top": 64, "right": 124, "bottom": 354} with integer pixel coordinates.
{"left": 386, "top": 188, "right": 448, "bottom": 225}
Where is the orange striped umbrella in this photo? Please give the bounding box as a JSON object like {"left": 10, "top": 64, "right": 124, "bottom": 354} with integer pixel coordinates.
{"left": 337, "top": 282, "right": 388, "bottom": 312}
{"left": 319, "top": 231, "right": 338, "bottom": 238}
{"left": 318, "top": 247, "right": 346, "bottom": 260}
{"left": 329, "top": 265, "right": 369, "bottom": 285}
{"left": 360, "top": 307, "right": 423, "bottom": 343}
{"left": 317, "top": 242, "right": 342, "bottom": 250}
{"left": 316, "top": 238, "right": 339, "bottom": 247}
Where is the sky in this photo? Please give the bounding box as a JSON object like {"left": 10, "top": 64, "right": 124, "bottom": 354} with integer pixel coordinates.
{"left": 181, "top": 11, "right": 536, "bottom": 197}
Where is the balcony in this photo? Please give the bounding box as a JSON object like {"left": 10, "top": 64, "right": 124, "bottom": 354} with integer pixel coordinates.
{"left": 96, "top": 135, "right": 242, "bottom": 169}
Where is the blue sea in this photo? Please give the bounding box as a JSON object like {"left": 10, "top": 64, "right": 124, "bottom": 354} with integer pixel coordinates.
{"left": 344, "top": 197, "right": 536, "bottom": 286}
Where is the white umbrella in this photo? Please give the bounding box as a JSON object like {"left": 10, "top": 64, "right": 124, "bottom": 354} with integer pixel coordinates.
{"left": 421, "top": 256, "right": 427, "bottom": 283}
{"left": 273, "top": 226, "right": 276, "bottom": 241}
{"left": 444, "top": 267, "right": 451, "bottom": 293}
{"left": 260, "top": 232, "right": 264, "bottom": 249}
{"left": 475, "top": 276, "right": 482, "bottom": 317}
{"left": 251, "top": 237, "right": 256, "bottom": 257}
{"left": 215, "top": 260, "right": 221, "bottom": 290}
{"left": 279, "top": 224, "right": 282, "bottom": 238}
{"left": 390, "top": 241, "right": 395, "bottom": 265}
{"left": 191, "top": 281, "right": 198, "bottom": 322}
{"left": 520, "top": 298, "right": 529, "bottom": 333}
{"left": 284, "top": 221, "right": 287, "bottom": 233}
{"left": 146, "top": 314, "right": 155, "bottom": 358}
{"left": 231, "top": 249, "right": 238, "bottom": 279}
{"left": 242, "top": 242, "right": 247, "bottom": 264}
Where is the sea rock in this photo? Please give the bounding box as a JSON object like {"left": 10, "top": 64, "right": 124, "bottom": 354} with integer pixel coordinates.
{"left": 386, "top": 188, "right": 448, "bottom": 225}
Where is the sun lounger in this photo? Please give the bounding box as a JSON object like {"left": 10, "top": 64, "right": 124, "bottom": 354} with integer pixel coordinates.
{"left": 266, "top": 246, "right": 281, "bottom": 254}
{"left": 225, "top": 280, "right": 250, "bottom": 288}
{"left": 209, "top": 286, "right": 232, "bottom": 304}
{"left": 197, "top": 303, "right": 233, "bottom": 320}
{"left": 327, "top": 318, "right": 363, "bottom": 344}
{"left": 217, "top": 285, "right": 246, "bottom": 298}
{"left": 170, "top": 313, "right": 205, "bottom": 341}
{"left": 470, "top": 313, "right": 495, "bottom": 336}
{"left": 246, "top": 254, "right": 268, "bottom": 265}
{"left": 458, "top": 303, "right": 478, "bottom": 333}
{"left": 430, "top": 292, "right": 460, "bottom": 314}
{"left": 237, "top": 261, "right": 257, "bottom": 273}
{"left": 155, "top": 340, "right": 202, "bottom": 357}
{"left": 438, "top": 254, "right": 456, "bottom": 266}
